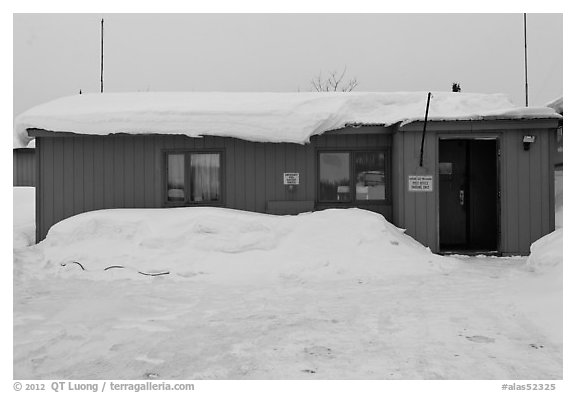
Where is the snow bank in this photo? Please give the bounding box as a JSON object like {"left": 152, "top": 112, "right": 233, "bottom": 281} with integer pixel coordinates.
{"left": 28, "top": 207, "right": 456, "bottom": 282}
{"left": 13, "top": 187, "right": 35, "bottom": 248}
{"left": 13, "top": 91, "right": 561, "bottom": 148}
{"left": 502, "top": 229, "right": 563, "bottom": 344}
{"left": 525, "top": 229, "right": 563, "bottom": 274}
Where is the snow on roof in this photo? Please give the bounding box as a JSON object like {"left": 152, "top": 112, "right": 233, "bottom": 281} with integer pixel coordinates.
{"left": 13, "top": 91, "right": 561, "bottom": 148}
{"left": 546, "top": 96, "right": 563, "bottom": 114}
{"left": 13, "top": 139, "right": 35, "bottom": 150}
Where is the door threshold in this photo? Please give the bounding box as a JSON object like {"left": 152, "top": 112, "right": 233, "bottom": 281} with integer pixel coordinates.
{"left": 440, "top": 250, "right": 501, "bottom": 257}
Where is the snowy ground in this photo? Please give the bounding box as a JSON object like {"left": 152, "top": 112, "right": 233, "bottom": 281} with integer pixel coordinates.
{"left": 13, "top": 205, "right": 562, "bottom": 379}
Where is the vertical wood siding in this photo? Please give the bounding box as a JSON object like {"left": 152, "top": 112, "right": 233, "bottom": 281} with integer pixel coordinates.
{"left": 500, "top": 128, "right": 555, "bottom": 254}
{"left": 36, "top": 132, "right": 392, "bottom": 241}
{"left": 13, "top": 149, "right": 36, "bottom": 186}
{"left": 392, "top": 131, "right": 437, "bottom": 251}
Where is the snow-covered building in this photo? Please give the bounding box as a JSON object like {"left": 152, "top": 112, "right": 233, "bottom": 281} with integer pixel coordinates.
{"left": 546, "top": 96, "right": 563, "bottom": 167}
{"left": 14, "top": 92, "right": 561, "bottom": 255}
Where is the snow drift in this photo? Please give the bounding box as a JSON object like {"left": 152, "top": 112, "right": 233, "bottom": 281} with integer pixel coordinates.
{"left": 525, "top": 229, "right": 563, "bottom": 274}
{"left": 504, "top": 228, "right": 564, "bottom": 345}
{"left": 13, "top": 91, "right": 561, "bottom": 148}
{"left": 28, "top": 207, "right": 456, "bottom": 281}
{"left": 13, "top": 187, "right": 35, "bottom": 248}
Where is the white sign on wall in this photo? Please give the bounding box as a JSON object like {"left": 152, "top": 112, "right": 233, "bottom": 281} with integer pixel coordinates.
{"left": 408, "top": 175, "right": 433, "bottom": 192}
{"left": 283, "top": 172, "right": 300, "bottom": 185}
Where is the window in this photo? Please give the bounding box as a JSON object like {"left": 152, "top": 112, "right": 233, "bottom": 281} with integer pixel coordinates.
{"left": 167, "top": 154, "right": 186, "bottom": 202}
{"left": 319, "top": 152, "right": 351, "bottom": 201}
{"left": 354, "top": 152, "right": 386, "bottom": 201}
{"left": 318, "top": 150, "right": 389, "bottom": 203}
{"left": 166, "top": 151, "right": 222, "bottom": 205}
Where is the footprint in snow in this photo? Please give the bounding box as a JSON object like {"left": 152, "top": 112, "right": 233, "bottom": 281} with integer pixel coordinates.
{"left": 135, "top": 355, "right": 165, "bottom": 365}
{"left": 466, "top": 335, "right": 495, "bottom": 344}
{"left": 304, "top": 346, "right": 334, "bottom": 358}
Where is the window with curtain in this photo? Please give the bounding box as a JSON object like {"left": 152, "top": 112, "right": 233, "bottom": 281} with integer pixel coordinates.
{"left": 165, "top": 151, "right": 222, "bottom": 205}
{"left": 190, "top": 153, "right": 220, "bottom": 202}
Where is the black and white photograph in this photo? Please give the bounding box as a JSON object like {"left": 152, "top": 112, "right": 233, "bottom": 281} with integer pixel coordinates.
{"left": 9, "top": 7, "right": 567, "bottom": 391}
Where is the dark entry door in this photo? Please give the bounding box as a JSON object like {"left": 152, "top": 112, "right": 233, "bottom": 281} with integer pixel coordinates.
{"left": 439, "top": 139, "right": 498, "bottom": 252}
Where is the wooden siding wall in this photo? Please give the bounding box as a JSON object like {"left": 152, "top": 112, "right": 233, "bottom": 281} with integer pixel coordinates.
{"left": 392, "top": 131, "right": 438, "bottom": 251}
{"left": 36, "top": 132, "right": 392, "bottom": 241}
{"left": 499, "top": 128, "right": 555, "bottom": 255}
{"left": 13, "top": 149, "right": 36, "bottom": 186}
{"left": 392, "top": 127, "right": 555, "bottom": 255}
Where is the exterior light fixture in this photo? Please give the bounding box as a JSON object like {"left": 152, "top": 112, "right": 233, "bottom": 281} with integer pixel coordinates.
{"left": 523, "top": 135, "right": 536, "bottom": 151}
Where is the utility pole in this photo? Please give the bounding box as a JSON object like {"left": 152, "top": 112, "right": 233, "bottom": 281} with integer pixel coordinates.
{"left": 524, "top": 13, "right": 528, "bottom": 107}
{"left": 101, "top": 18, "right": 104, "bottom": 93}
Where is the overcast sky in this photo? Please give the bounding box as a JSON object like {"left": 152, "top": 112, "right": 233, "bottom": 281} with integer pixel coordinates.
{"left": 13, "top": 13, "right": 562, "bottom": 116}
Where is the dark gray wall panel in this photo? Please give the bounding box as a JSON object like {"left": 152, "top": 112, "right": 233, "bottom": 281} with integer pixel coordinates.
{"left": 13, "top": 149, "right": 36, "bottom": 186}
{"left": 35, "top": 131, "right": 390, "bottom": 240}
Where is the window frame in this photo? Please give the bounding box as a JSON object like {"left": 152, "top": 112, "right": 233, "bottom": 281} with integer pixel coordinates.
{"left": 316, "top": 148, "right": 391, "bottom": 205}
{"left": 163, "top": 149, "right": 225, "bottom": 207}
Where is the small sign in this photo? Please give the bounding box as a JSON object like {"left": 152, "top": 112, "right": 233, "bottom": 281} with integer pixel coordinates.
{"left": 408, "top": 175, "right": 433, "bottom": 192}
{"left": 283, "top": 172, "right": 300, "bottom": 185}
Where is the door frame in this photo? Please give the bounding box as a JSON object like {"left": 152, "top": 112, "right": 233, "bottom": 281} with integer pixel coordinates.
{"left": 436, "top": 134, "right": 502, "bottom": 254}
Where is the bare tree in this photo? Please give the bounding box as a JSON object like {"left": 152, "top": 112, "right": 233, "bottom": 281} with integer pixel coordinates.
{"left": 311, "top": 67, "right": 358, "bottom": 92}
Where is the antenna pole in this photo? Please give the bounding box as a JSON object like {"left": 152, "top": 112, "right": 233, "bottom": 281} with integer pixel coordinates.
{"left": 524, "top": 13, "right": 528, "bottom": 107}
{"left": 419, "top": 92, "right": 432, "bottom": 167}
{"left": 101, "top": 18, "right": 104, "bottom": 93}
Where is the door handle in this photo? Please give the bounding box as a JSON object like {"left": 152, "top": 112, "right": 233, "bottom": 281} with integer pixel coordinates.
{"left": 459, "top": 189, "right": 465, "bottom": 206}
